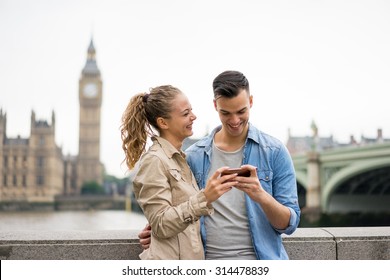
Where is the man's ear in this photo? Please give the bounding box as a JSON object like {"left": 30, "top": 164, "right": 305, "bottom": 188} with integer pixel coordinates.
{"left": 213, "top": 99, "right": 217, "bottom": 111}
{"left": 249, "top": 95, "right": 253, "bottom": 108}
{"left": 156, "top": 117, "right": 169, "bottom": 130}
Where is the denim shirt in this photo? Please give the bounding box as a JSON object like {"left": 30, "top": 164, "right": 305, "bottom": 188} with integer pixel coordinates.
{"left": 185, "top": 123, "right": 301, "bottom": 260}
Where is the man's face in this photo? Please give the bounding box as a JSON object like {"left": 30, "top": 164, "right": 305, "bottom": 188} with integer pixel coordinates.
{"left": 213, "top": 89, "right": 253, "bottom": 138}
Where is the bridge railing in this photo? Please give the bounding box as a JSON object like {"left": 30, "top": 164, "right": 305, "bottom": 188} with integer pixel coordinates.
{"left": 0, "top": 227, "right": 389, "bottom": 260}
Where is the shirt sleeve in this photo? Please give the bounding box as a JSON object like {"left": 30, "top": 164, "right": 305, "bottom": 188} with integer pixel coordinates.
{"left": 133, "top": 153, "right": 213, "bottom": 239}
{"left": 272, "top": 144, "right": 301, "bottom": 235}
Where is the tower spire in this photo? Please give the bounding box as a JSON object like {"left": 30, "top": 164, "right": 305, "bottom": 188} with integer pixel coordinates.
{"left": 87, "top": 38, "right": 96, "bottom": 60}
{"left": 82, "top": 38, "right": 100, "bottom": 77}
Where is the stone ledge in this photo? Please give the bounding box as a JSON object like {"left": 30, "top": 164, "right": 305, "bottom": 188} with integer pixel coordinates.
{"left": 323, "top": 227, "right": 390, "bottom": 260}
{"left": 0, "top": 227, "right": 389, "bottom": 260}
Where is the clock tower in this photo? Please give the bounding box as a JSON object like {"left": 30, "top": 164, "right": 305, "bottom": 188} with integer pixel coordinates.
{"left": 77, "top": 39, "right": 103, "bottom": 191}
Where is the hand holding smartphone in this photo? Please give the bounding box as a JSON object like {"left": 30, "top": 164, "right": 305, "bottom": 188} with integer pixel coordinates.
{"left": 221, "top": 168, "right": 250, "bottom": 177}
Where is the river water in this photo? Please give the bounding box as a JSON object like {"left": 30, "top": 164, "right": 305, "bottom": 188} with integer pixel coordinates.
{"left": 1, "top": 209, "right": 388, "bottom": 231}
{"left": 0, "top": 210, "right": 147, "bottom": 231}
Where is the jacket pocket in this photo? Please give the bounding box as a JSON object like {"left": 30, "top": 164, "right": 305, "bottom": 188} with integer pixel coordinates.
{"left": 168, "top": 169, "right": 184, "bottom": 206}
{"left": 168, "top": 169, "right": 182, "bottom": 181}
{"left": 257, "top": 170, "right": 273, "bottom": 193}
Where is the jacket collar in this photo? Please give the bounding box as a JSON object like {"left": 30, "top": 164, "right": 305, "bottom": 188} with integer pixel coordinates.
{"left": 152, "top": 136, "right": 183, "bottom": 159}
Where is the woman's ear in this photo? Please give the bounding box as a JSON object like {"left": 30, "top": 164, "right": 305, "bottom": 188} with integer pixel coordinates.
{"left": 156, "top": 117, "right": 169, "bottom": 130}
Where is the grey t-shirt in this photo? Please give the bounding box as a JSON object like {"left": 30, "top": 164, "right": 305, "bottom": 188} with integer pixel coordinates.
{"left": 204, "top": 142, "right": 256, "bottom": 259}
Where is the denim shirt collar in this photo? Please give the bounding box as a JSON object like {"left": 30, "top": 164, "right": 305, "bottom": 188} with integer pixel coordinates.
{"left": 197, "top": 122, "right": 260, "bottom": 149}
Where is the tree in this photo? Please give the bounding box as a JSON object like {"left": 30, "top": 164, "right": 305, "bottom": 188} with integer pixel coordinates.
{"left": 80, "top": 181, "right": 105, "bottom": 195}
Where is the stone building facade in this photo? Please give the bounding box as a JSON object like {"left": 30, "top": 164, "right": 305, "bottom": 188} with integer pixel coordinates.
{"left": 286, "top": 121, "right": 389, "bottom": 155}
{"left": 0, "top": 40, "right": 103, "bottom": 202}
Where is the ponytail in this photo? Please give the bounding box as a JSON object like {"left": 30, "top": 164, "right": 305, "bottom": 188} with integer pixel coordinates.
{"left": 120, "top": 93, "right": 152, "bottom": 169}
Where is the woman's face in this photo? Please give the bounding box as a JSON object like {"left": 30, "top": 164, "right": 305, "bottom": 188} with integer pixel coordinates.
{"left": 161, "top": 93, "right": 197, "bottom": 143}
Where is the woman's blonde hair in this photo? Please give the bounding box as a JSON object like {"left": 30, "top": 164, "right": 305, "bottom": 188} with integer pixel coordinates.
{"left": 120, "top": 85, "right": 182, "bottom": 169}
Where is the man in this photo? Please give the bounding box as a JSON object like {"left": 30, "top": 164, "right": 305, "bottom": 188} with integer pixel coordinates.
{"left": 138, "top": 70, "right": 300, "bottom": 259}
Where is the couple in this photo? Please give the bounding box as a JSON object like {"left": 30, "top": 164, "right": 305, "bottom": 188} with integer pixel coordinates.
{"left": 120, "top": 70, "right": 300, "bottom": 260}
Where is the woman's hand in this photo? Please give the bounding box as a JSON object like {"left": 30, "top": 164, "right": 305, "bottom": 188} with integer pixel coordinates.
{"left": 203, "top": 167, "right": 238, "bottom": 205}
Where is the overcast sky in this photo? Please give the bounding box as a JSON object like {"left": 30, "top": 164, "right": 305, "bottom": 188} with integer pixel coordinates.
{"left": 1, "top": 0, "right": 389, "bottom": 178}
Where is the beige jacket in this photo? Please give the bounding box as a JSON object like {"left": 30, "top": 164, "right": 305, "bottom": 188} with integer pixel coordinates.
{"left": 133, "top": 136, "right": 213, "bottom": 260}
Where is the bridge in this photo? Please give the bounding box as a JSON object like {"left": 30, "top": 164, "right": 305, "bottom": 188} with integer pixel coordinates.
{"left": 292, "top": 142, "right": 390, "bottom": 213}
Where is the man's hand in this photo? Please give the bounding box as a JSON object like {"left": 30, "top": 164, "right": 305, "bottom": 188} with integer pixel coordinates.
{"left": 235, "top": 164, "right": 291, "bottom": 230}
{"left": 138, "top": 224, "right": 151, "bottom": 250}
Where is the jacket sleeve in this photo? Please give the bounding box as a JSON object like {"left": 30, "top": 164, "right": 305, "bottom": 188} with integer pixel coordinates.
{"left": 133, "top": 154, "right": 213, "bottom": 239}
{"left": 272, "top": 144, "right": 301, "bottom": 235}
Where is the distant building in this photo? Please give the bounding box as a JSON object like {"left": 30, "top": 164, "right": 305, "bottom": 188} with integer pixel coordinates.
{"left": 286, "top": 121, "right": 389, "bottom": 155}
{"left": 0, "top": 110, "right": 63, "bottom": 202}
{"left": 0, "top": 39, "right": 104, "bottom": 203}
{"left": 360, "top": 129, "right": 388, "bottom": 145}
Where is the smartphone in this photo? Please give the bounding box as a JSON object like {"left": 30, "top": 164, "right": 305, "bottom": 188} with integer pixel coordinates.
{"left": 221, "top": 168, "right": 250, "bottom": 177}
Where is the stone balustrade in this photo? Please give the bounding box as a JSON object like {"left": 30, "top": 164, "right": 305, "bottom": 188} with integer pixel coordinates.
{"left": 1, "top": 227, "right": 389, "bottom": 260}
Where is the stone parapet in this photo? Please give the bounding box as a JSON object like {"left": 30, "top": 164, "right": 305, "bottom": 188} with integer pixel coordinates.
{"left": 0, "top": 227, "right": 389, "bottom": 260}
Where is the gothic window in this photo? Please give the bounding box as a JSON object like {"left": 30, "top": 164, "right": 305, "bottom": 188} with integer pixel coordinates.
{"left": 39, "top": 136, "right": 45, "bottom": 146}
{"left": 3, "top": 156, "right": 8, "bottom": 168}
{"left": 36, "top": 175, "right": 44, "bottom": 185}
{"left": 71, "top": 179, "right": 76, "bottom": 189}
{"left": 37, "top": 157, "right": 44, "bottom": 167}
{"left": 3, "top": 175, "right": 7, "bottom": 187}
{"left": 13, "top": 175, "right": 17, "bottom": 186}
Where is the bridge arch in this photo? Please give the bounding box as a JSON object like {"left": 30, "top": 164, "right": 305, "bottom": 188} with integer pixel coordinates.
{"left": 321, "top": 158, "right": 390, "bottom": 212}
{"left": 295, "top": 170, "right": 307, "bottom": 190}
{"left": 295, "top": 170, "right": 307, "bottom": 208}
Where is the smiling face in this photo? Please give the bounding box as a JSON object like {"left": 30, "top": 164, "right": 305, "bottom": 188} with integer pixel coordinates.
{"left": 158, "top": 93, "right": 197, "bottom": 148}
{"left": 214, "top": 89, "right": 253, "bottom": 139}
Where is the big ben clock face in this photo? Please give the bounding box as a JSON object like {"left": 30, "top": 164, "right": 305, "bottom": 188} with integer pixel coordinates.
{"left": 83, "top": 82, "right": 98, "bottom": 98}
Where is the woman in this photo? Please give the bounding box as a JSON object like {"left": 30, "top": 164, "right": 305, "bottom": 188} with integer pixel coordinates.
{"left": 120, "top": 85, "right": 236, "bottom": 259}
